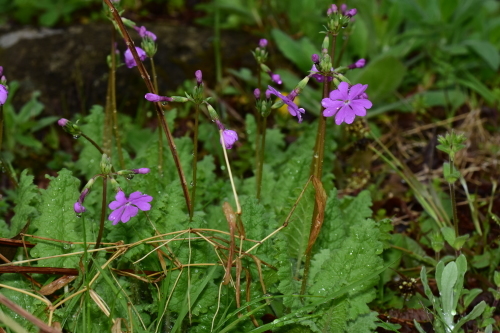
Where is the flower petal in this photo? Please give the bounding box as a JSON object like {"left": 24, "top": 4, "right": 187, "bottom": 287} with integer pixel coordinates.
{"left": 109, "top": 191, "right": 127, "bottom": 209}
{"left": 321, "top": 99, "right": 344, "bottom": 110}
{"left": 336, "top": 82, "right": 349, "bottom": 98}
{"left": 121, "top": 205, "right": 139, "bottom": 223}
{"left": 343, "top": 106, "right": 357, "bottom": 124}
{"left": 323, "top": 107, "right": 339, "bottom": 117}
{"left": 350, "top": 98, "right": 372, "bottom": 110}
{"left": 334, "top": 105, "right": 351, "bottom": 125}
{"left": 348, "top": 84, "right": 368, "bottom": 99}
{"left": 108, "top": 206, "right": 126, "bottom": 225}
{"left": 0, "top": 84, "right": 8, "bottom": 105}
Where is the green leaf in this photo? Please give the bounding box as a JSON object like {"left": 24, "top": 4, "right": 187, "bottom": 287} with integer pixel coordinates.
{"left": 30, "top": 169, "right": 89, "bottom": 267}
{"left": 8, "top": 170, "right": 39, "bottom": 237}
{"left": 454, "top": 301, "right": 486, "bottom": 332}
{"left": 457, "top": 72, "right": 496, "bottom": 105}
{"left": 452, "top": 235, "right": 469, "bottom": 250}
{"left": 494, "top": 271, "right": 500, "bottom": 287}
{"left": 271, "top": 28, "right": 319, "bottom": 73}
{"left": 441, "top": 226, "right": 456, "bottom": 247}
{"left": 463, "top": 39, "right": 500, "bottom": 70}
{"left": 349, "top": 55, "right": 406, "bottom": 102}
{"left": 440, "top": 261, "right": 458, "bottom": 327}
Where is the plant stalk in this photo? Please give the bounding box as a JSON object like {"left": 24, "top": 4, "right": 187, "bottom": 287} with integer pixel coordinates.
{"left": 190, "top": 105, "right": 200, "bottom": 220}
{"left": 256, "top": 116, "right": 267, "bottom": 200}
{"left": 104, "top": 0, "right": 191, "bottom": 214}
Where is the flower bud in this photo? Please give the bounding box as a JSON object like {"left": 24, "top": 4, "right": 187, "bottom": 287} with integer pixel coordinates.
{"left": 100, "top": 154, "right": 112, "bottom": 175}
{"left": 58, "top": 118, "right": 82, "bottom": 138}
{"left": 259, "top": 39, "right": 268, "bottom": 48}
{"left": 254, "top": 88, "right": 261, "bottom": 99}
{"left": 145, "top": 93, "right": 173, "bottom": 103}
{"left": 195, "top": 70, "right": 203, "bottom": 85}
{"left": 311, "top": 54, "right": 320, "bottom": 64}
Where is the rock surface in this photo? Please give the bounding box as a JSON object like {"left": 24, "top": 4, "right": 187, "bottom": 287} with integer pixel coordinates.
{"left": 0, "top": 23, "right": 255, "bottom": 117}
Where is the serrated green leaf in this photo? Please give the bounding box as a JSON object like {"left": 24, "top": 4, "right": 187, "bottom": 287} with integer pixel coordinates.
{"left": 30, "top": 169, "right": 90, "bottom": 267}
{"left": 8, "top": 170, "right": 39, "bottom": 237}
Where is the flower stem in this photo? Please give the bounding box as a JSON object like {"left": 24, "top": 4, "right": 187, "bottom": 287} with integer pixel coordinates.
{"left": 110, "top": 32, "right": 125, "bottom": 169}
{"left": 190, "top": 105, "right": 200, "bottom": 221}
{"left": 104, "top": 0, "right": 191, "bottom": 214}
{"left": 88, "top": 177, "right": 107, "bottom": 272}
{"left": 81, "top": 133, "right": 104, "bottom": 154}
{"left": 151, "top": 58, "right": 163, "bottom": 177}
{"left": 220, "top": 130, "right": 241, "bottom": 214}
{"left": 448, "top": 161, "right": 459, "bottom": 238}
{"left": 255, "top": 70, "right": 262, "bottom": 199}
{"left": 302, "top": 76, "right": 331, "bottom": 297}
{"left": 256, "top": 116, "right": 267, "bottom": 200}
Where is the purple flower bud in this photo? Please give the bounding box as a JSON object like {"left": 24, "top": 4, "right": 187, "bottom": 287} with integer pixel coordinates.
{"left": 254, "top": 88, "right": 261, "bottom": 99}
{"left": 135, "top": 26, "right": 157, "bottom": 41}
{"left": 268, "top": 72, "right": 282, "bottom": 85}
{"left": 327, "top": 7, "right": 332, "bottom": 15}
{"left": 0, "top": 84, "right": 8, "bottom": 105}
{"left": 58, "top": 118, "right": 69, "bottom": 127}
{"left": 0, "top": 66, "right": 3, "bottom": 77}
{"left": 311, "top": 54, "right": 320, "bottom": 64}
{"left": 124, "top": 47, "right": 147, "bottom": 68}
{"left": 195, "top": 70, "right": 203, "bottom": 84}
{"left": 74, "top": 202, "right": 86, "bottom": 214}
{"left": 340, "top": 4, "right": 347, "bottom": 14}
{"left": 221, "top": 129, "right": 238, "bottom": 149}
{"left": 345, "top": 8, "right": 357, "bottom": 17}
{"left": 330, "top": 4, "right": 338, "bottom": 13}
{"left": 145, "top": 93, "right": 173, "bottom": 103}
{"left": 133, "top": 168, "right": 150, "bottom": 174}
{"left": 265, "top": 89, "right": 272, "bottom": 100}
{"left": 348, "top": 58, "right": 366, "bottom": 69}
{"left": 259, "top": 39, "right": 268, "bottom": 48}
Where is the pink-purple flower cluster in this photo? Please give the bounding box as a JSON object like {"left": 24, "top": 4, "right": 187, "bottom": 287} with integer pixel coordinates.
{"left": 267, "top": 86, "right": 305, "bottom": 123}
{"left": 321, "top": 82, "right": 372, "bottom": 125}
{"left": 108, "top": 191, "right": 153, "bottom": 224}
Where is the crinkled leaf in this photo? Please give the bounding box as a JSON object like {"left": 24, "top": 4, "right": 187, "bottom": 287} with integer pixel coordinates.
{"left": 30, "top": 169, "right": 88, "bottom": 267}
{"left": 8, "top": 170, "right": 39, "bottom": 237}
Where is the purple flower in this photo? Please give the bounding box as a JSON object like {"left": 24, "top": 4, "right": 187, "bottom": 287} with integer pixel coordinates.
{"left": 145, "top": 93, "right": 173, "bottom": 103}
{"left": 220, "top": 129, "right": 238, "bottom": 149}
{"left": 254, "top": 88, "right": 261, "bottom": 99}
{"left": 267, "top": 85, "right": 305, "bottom": 123}
{"left": 58, "top": 118, "right": 69, "bottom": 126}
{"left": 321, "top": 82, "right": 372, "bottom": 125}
{"left": 348, "top": 58, "right": 366, "bottom": 69}
{"left": 134, "top": 26, "right": 157, "bottom": 41}
{"left": 0, "top": 84, "right": 7, "bottom": 105}
{"left": 0, "top": 66, "right": 3, "bottom": 77}
{"left": 108, "top": 191, "right": 153, "bottom": 224}
{"left": 124, "top": 47, "right": 147, "bottom": 68}
{"left": 268, "top": 72, "right": 282, "bottom": 85}
{"left": 74, "top": 202, "right": 86, "bottom": 214}
{"left": 259, "top": 39, "right": 268, "bottom": 48}
{"left": 195, "top": 70, "right": 203, "bottom": 84}
{"left": 132, "top": 168, "right": 150, "bottom": 174}
{"left": 345, "top": 8, "right": 357, "bottom": 17}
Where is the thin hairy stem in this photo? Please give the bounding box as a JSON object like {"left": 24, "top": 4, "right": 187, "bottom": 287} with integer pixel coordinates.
{"left": 103, "top": 0, "right": 191, "bottom": 213}
{"left": 256, "top": 116, "right": 267, "bottom": 200}
{"left": 110, "top": 31, "right": 125, "bottom": 169}
{"left": 190, "top": 104, "right": 200, "bottom": 220}
{"left": 151, "top": 57, "right": 163, "bottom": 176}
{"left": 220, "top": 130, "right": 241, "bottom": 214}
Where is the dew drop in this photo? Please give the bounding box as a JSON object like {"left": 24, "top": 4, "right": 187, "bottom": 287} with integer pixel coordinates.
{"left": 126, "top": 174, "right": 134, "bottom": 180}
{"left": 73, "top": 135, "right": 80, "bottom": 139}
